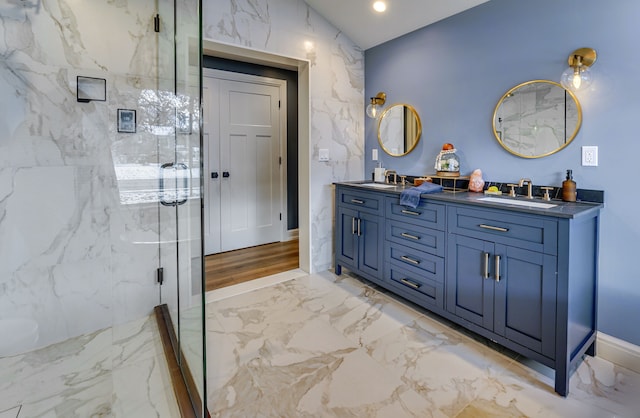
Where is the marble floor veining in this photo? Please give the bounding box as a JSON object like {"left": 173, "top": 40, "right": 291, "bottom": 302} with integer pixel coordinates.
{"left": 206, "top": 270, "right": 640, "bottom": 418}
{"left": 0, "top": 314, "right": 178, "bottom": 418}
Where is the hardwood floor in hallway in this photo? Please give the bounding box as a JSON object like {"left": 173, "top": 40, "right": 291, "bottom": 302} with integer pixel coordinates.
{"left": 205, "top": 239, "right": 299, "bottom": 291}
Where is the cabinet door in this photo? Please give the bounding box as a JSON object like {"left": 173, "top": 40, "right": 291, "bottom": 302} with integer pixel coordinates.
{"left": 358, "top": 211, "right": 384, "bottom": 278}
{"left": 493, "top": 245, "right": 557, "bottom": 358}
{"left": 446, "top": 234, "right": 495, "bottom": 330}
{"left": 336, "top": 206, "right": 358, "bottom": 271}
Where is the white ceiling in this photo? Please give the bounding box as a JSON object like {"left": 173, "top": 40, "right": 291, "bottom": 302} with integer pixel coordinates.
{"left": 304, "top": 0, "right": 489, "bottom": 50}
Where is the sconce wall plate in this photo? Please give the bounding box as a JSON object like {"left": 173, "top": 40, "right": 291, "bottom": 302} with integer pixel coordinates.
{"left": 77, "top": 76, "right": 106, "bottom": 103}
{"left": 567, "top": 47, "right": 597, "bottom": 68}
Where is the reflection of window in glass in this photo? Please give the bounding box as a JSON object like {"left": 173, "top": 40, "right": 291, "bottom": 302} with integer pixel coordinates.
{"left": 136, "top": 89, "right": 198, "bottom": 136}
{"left": 109, "top": 90, "right": 201, "bottom": 205}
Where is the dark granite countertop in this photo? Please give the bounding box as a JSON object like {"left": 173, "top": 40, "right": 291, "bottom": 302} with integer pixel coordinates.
{"left": 335, "top": 181, "right": 603, "bottom": 219}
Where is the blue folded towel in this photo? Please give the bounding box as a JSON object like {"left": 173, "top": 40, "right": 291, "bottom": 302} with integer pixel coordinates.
{"left": 399, "top": 182, "right": 443, "bottom": 208}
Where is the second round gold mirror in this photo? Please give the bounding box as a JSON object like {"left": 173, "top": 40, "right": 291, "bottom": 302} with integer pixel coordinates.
{"left": 492, "top": 80, "right": 582, "bottom": 158}
{"left": 378, "top": 104, "right": 422, "bottom": 156}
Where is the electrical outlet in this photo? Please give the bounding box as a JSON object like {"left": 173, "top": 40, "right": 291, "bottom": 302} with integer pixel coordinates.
{"left": 372, "top": 148, "right": 378, "bottom": 161}
{"left": 318, "top": 148, "right": 329, "bottom": 162}
{"left": 582, "top": 146, "right": 598, "bottom": 166}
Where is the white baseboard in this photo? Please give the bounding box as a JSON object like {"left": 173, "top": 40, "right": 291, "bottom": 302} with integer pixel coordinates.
{"left": 597, "top": 332, "right": 640, "bottom": 374}
{"left": 286, "top": 228, "right": 299, "bottom": 241}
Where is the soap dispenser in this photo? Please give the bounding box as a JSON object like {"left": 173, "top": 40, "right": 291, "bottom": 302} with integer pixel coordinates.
{"left": 562, "top": 169, "right": 577, "bottom": 202}
{"left": 374, "top": 161, "right": 386, "bottom": 183}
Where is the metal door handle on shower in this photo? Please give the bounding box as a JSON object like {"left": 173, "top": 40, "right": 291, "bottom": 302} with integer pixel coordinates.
{"left": 159, "top": 162, "right": 190, "bottom": 206}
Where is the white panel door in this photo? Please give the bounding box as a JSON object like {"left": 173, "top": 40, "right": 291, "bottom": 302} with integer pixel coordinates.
{"left": 203, "top": 73, "right": 282, "bottom": 254}
{"left": 203, "top": 76, "right": 222, "bottom": 254}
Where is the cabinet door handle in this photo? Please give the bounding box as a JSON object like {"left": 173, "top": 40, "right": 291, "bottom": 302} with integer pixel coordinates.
{"left": 352, "top": 217, "right": 356, "bottom": 235}
{"left": 483, "top": 252, "right": 490, "bottom": 279}
{"left": 401, "top": 232, "right": 420, "bottom": 240}
{"left": 479, "top": 224, "right": 509, "bottom": 232}
{"left": 495, "top": 255, "right": 501, "bottom": 282}
{"left": 400, "top": 278, "right": 421, "bottom": 289}
{"left": 351, "top": 199, "right": 365, "bottom": 204}
{"left": 401, "top": 255, "right": 420, "bottom": 265}
{"left": 401, "top": 209, "right": 421, "bottom": 216}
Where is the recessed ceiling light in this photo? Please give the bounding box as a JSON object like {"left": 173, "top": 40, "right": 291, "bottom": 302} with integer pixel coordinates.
{"left": 373, "top": 1, "right": 386, "bottom": 13}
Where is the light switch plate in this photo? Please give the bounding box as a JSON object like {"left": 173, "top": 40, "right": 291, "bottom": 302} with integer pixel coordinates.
{"left": 582, "top": 146, "right": 598, "bottom": 166}
{"left": 318, "top": 148, "right": 330, "bottom": 162}
{"left": 372, "top": 148, "right": 378, "bottom": 161}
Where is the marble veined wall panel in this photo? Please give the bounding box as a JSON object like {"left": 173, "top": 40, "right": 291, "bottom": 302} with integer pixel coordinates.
{"left": 203, "top": 0, "right": 365, "bottom": 272}
{"left": 0, "top": 0, "right": 165, "bottom": 350}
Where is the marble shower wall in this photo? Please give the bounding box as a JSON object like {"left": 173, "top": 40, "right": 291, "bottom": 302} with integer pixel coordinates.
{"left": 203, "top": 0, "right": 365, "bottom": 272}
{"left": 0, "top": 1, "right": 165, "bottom": 350}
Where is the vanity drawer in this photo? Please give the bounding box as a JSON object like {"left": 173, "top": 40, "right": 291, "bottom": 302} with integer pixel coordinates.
{"left": 386, "top": 198, "right": 445, "bottom": 230}
{"left": 385, "top": 261, "right": 444, "bottom": 309}
{"left": 338, "top": 188, "right": 383, "bottom": 215}
{"left": 385, "top": 241, "right": 444, "bottom": 282}
{"left": 448, "top": 206, "right": 558, "bottom": 254}
{"left": 386, "top": 219, "right": 445, "bottom": 257}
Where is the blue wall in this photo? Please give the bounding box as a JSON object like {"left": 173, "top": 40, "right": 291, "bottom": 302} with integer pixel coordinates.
{"left": 365, "top": 0, "right": 640, "bottom": 346}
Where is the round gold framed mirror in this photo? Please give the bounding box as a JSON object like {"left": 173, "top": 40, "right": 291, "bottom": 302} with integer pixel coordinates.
{"left": 378, "top": 104, "right": 422, "bottom": 156}
{"left": 492, "top": 80, "right": 582, "bottom": 158}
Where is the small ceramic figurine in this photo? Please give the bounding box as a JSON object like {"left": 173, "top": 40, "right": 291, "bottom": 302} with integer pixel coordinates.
{"left": 469, "top": 168, "right": 485, "bottom": 192}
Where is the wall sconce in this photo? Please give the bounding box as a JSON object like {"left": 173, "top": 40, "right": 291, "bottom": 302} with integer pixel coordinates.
{"left": 560, "top": 48, "right": 597, "bottom": 92}
{"left": 366, "top": 92, "right": 386, "bottom": 118}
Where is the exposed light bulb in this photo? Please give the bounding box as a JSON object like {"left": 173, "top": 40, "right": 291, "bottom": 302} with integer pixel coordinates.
{"left": 572, "top": 71, "right": 582, "bottom": 90}
{"left": 373, "top": 1, "right": 386, "bottom": 13}
{"left": 561, "top": 66, "right": 592, "bottom": 92}
{"left": 366, "top": 103, "right": 379, "bottom": 118}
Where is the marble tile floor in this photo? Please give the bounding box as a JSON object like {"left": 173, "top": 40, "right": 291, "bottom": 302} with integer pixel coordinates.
{"left": 0, "top": 314, "right": 178, "bottom": 418}
{"left": 206, "top": 270, "right": 640, "bottom": 418}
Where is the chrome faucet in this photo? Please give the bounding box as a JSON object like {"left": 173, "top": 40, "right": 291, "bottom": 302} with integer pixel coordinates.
{"left": 518, "top": 178, "right": 533, "bottom": 199}
{"left": 384, "top": 169, "right": 397, "bottom": 185}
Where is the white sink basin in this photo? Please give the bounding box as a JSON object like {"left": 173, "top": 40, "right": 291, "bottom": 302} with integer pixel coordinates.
{"left": 358, "top": 183, "right": 397, "bottom": 189}
{"left": 478, "top": 196, "right": 557, "bottom": 209}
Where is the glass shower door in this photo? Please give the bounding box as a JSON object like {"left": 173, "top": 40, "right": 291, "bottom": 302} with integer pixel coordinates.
{"left": 157, "top": 0, "right": 205, "bottom": 415}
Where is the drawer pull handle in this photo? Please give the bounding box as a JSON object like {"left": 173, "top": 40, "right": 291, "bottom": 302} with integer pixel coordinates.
{"left": 483, "top": 252, "right": 490, "bottom": 279}
{"left": 401, "top": 209, "right": 421, "bottom": 216}
{"left": 351, "top": 199, "right": 365, "bottom": 204}
{"left": 479, "top": 224, "right": 509, "bottom": 232}
{"left": 495, "top": 255, "right": 501, "bottom": 282}
{"left": 401, "top": 232, "right": 420, "bottom": 240}
{"left": 400, "top": 278, "right": 421, "bottom": 289}
{"left": 401, "top": 255, "right": 420, "bottom": 265}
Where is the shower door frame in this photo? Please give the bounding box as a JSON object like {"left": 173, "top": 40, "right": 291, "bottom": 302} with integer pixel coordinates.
{"left": 156, "top": 0, "right": 206, "bottom": 416}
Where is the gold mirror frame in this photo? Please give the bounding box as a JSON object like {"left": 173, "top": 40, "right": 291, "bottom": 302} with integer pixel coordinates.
{"left": 492, "top": 80, "right": 582, "bottom": 158}
{"left": 378, "top": 103, "right": 422, "bottom": 157}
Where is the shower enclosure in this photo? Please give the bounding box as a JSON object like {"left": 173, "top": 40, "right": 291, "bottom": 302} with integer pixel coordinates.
{"left": 0, "top": 0, "right": 205, "bottom": 416}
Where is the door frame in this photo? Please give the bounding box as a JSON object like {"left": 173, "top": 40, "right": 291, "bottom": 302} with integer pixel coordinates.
{"left": 202, "top": 40, "right": 311, "bottom": 273}
{"left": 203, "top": 68, "right": 288, "bottom": 250}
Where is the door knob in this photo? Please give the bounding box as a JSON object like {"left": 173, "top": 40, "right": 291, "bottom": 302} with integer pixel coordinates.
{"left": 211, "top": 172, "right": 219, "bottom": 179}
{"left": 222, "top": 171, "right": 230, "bottom": 178}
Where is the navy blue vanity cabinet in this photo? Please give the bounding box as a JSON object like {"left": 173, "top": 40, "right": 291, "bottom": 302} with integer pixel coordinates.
{"left": 383, "top": 198, "right": 446, "bottom": 309}
{"left": 335, "top": 187, "right": 384, "bottom": 284}
{"left": 447, "top": 234, "right": 557, "bottom": 358}
{"left": 334, "top": 183, "right": 600, "bottom": 397}
{"left": 446, "top": 204, "right": 599, "bottom": 397}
